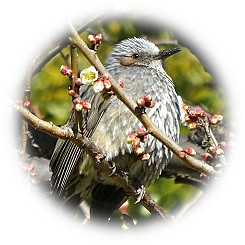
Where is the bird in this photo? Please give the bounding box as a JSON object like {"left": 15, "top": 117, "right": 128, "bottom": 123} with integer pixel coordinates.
{"left": 50, "top": 37, "right": 182, "bottom": 222}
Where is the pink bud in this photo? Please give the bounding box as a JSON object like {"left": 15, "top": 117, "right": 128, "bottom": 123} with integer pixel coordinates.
{"left": 75, "top": 103, "right": 83, "bottom": 111}
{"left": 129, "top": 131, "right": 138, "bottom": 138}
{"left": 148, "top": 101, "right": 155, "bottom": 108}
{"left": 136, "top": 98, "right": 145, "bottom": 107}
{"left": 184, "top": 115, "right": 191, "bottom": 122}
{"left": 203, "top": 152, "right": 213, "bottom": 161}
{"left": 95, "top": 33, "right": 103, "bottom": 42}
{"left": 186, "top": 148, "right": 197, "bottom": 156}
{"left": 93, "top": 80, "right": 105, "bottom": 93}
{"left": 137, "top": 128, "right": 147, "bottom": 136}
{"left": 24, "top": 100, "right": 30, "bottom": 108}
{"left": 68, "top": 90, "right": 76, "bottom": 96}
{"left": 195, "top": 108, "right": 205, "bottom": 117}
{"left": 140, "top": 153, "right": 150, "bottom": 161}
{"left": 209, "top": 146, "right": 217, "bottom": 154}
{"left": 132, "top": 137, "right": 141, "bottom": 146}
{"left": 127, "top": 132, "right": 138, "bottom": 144}
{"left": 133, "top": 146, "right": 144, "bottom": 155}
{"left": 60, "top": 65, "right": 72, "bottom": 77}
{"left": 82, "top": 101, "right": 91, "bottom": 110}
{"left": 103, "top": 79, "right": 112, "bottom": 90}
{"left": 188, "top": 122, "right": 197, "bottom": 130}
{"left": 210, "top": 115, "right": 223, "bottom": 124}
{"left": 188, "top": 110, "right": 197, "bottom": 118}
{"left": 144, "top": 94, "right": 152, "bottom": 102}
{"left": 118, "top": 81, "right": 124, "bottom": 88}
{"left": 216, "top": 147, "right": 224, "bottom": 155}
{"left": 179, "top": 150, "right": 187, "bottom": 158}
{"left": 88, "top": 34, "right": 96, "bottom": 44}
{"left": 181, "top": 102, "right": 189, "bottom": 111}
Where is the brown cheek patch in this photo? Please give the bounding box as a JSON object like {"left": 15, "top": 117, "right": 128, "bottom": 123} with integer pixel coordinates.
{"left": 119, "top": 56, "right": 137, "bottom": 66}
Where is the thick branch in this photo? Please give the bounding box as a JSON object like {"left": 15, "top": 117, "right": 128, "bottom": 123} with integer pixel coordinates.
{"left": 68, "top": 23, "right": 216, "bottom": 176}
{"left": 17, "top": 105, "right": 171, "bottom": 221}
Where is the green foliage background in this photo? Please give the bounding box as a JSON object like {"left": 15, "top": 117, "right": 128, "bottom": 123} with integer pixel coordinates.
{"left": 30, "top": 16, "right": 225, "bottom": 220}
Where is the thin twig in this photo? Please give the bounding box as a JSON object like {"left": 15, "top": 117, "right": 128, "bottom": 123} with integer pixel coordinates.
{"left": 31, "top": 12, "right": 106, "bottom": 78}
{"left": 68, "top": 22, "right": 216, "bottom": 176}
{"left": 20, "top": 65, "right": 33, "bottom": 155}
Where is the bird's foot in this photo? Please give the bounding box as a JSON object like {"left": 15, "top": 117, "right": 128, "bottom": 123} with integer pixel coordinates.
{"left": 108, "top": 161, "right": 117, "bottom": 176}
{"left": 135, "top": 184, "right": 145, "bottom": 203}
{"left": 131, "top": 178, "right": 145, "bottom": 203}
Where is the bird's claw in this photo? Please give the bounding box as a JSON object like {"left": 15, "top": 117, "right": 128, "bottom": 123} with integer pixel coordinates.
{"left": 108, "top": 161, "right": 117, "bottom": 176}
{"left": 134, "top": 184, "right": 145, "bottom": 204}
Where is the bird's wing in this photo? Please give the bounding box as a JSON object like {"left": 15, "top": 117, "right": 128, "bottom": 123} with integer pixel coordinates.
{"left": 50, "top": 85, "right": 111, "bottom": 197}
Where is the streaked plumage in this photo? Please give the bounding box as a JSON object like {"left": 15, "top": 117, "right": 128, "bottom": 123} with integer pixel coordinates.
{"left": 50, "top": 37, "right": 181, "bottom": 220}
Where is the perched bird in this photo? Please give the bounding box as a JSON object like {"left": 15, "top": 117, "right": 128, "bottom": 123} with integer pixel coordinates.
{"left": 50, "top": 37, "right": 181, "bottom": 222}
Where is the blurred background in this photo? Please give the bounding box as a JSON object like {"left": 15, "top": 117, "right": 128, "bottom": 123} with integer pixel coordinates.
{"left": 22, "top": 15, "right": 226, "bottom": 225}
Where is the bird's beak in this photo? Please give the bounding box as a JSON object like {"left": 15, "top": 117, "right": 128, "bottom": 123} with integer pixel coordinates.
{"left": 154, "top": 47, "right": 181, "bottom": 60}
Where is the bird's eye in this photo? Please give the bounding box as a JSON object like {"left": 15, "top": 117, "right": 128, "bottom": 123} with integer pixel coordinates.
{"left": 132, "top": 53, "right": 140, "bottom": 59}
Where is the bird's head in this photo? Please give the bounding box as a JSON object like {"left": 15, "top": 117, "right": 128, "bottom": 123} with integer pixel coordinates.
{"left": 105, "top": 37, "right": 181, "bottom": 70}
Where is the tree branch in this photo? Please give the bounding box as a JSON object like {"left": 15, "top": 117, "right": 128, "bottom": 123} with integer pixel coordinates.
{"left": 68, "top": 23, "right": 216, "bottom": 176}
{"left": 17, "top": 104, "right": 172, "bottom": 221}
{"left": 31, "top": 12, "right": 106, "bottom": 78}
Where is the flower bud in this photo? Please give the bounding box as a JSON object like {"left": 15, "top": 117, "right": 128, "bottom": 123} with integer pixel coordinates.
{"left": 60, "top": 65, "right": 72, "bottom": 77}
{"left": 68, "top": 90, "right": 76, "bottom": 96}
{"left": 208, "top": 146, "right": 217, "bottom": 154}
{"left": 181, "top": 101, "right": 189, "bottom": 111}
{"left": 103, "top": 79, "right": 112, "bottom": 90}
{"left": 133, "top": 146, "right": 144, "bottom": 155}
{"left": 140, "top": 153, "right": 150, "bottom": 161}
{"left": 216, "top": 147, "right": 224, "bottom": 155}
{"left": 137, "top": 128, "right": 147, "bottom": 137}
{"left": 118, "top": 81, "right": 124, "bottom": 88}
{"left": 88, "top": 34, "right": 96, "bottom": 44}
{"left": 132, "top": 137, "right": 141, "bottom": 147}
{"left": 148, "top": 101, "right": 155, "bottom": 108}
{"left": 186, "top": 148, "right": 197, "bottom": 156}
{"left": 178, "top": 150, "right": 187, "bottom": 158}
{"left": 127, "top": 132, "right": 138, "bottom": 144}
{"left": 24, "top": 100, "right": 30, "bottom": 108}
{"left": 82, "top": 101, "right": 91, "bottom": 110}
{"left": 210, "top": 115, "right": 223, "bottom": 125}
{"left": 195, "top": 108, "right": 205, "bottom": 117}
{"left": 75, "top": 103, "right": 83, "bottom": 111}
{"left": 93, "top": 80, "right": 105, "bottom": 93}
{"left": 184, "top": 115, "right": 191, "bottom": 122}
{"left": 144, "top": 94, "right": 152, "bottom": 102}
{"left": 136, "top": 98, "right": 145, "bottom": 107}
{"left": 95, "top": 34, "right": 103, "bottom": 42}
{"left": 188, "top": 122, "right": 197, "bottom": 130}
{"left": 203, "top": 152, "right": 213, "bottom": 161}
